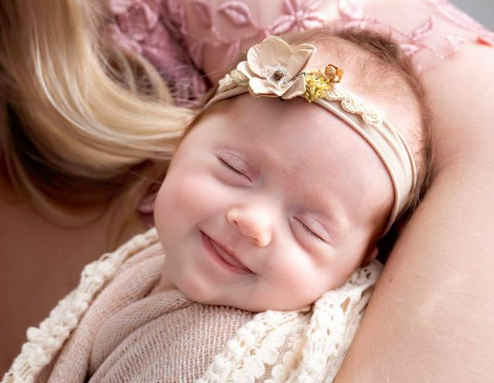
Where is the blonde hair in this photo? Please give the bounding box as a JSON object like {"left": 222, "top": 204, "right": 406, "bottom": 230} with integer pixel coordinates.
{"left": 0, "top": 0, "right": 194, "bottom": 232}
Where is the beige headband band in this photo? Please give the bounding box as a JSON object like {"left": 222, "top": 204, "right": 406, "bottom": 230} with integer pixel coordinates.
{"left": 206, "top": 36, "right": 417, "bottom": 235}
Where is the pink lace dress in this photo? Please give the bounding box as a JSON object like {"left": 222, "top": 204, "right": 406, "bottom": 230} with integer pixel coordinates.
{"left": 105, "top": 0, "right": 494, "bottom": 223}
{"left": 108, "top": 0, "right": 493, "bottom": 98}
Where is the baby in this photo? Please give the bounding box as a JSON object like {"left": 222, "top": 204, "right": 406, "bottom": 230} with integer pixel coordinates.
{"left": 4, "top": 29, "right": 432, "bottom": 383}
{"left": 151, "top": 31, "right": 430, "bottom": 313}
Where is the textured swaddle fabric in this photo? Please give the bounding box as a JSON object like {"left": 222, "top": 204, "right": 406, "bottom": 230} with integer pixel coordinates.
{"left": 88, "top": 287, "right": 255, "bottom": 382}
{"left": 3, "top": 229, "right": 382, "bottom": 383}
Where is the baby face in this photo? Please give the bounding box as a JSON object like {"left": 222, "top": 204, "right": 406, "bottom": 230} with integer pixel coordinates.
{"left": 154, "top": 95, "right": 392, "bottom": 312}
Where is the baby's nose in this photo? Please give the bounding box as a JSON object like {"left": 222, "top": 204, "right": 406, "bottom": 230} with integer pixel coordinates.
{"left": 226, "top": 206, "right": 273, "bottom": 247}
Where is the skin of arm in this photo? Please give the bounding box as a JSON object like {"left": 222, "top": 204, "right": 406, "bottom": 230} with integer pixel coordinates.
{"left": 334, "top": 43, "right": 494, "bottom": 382}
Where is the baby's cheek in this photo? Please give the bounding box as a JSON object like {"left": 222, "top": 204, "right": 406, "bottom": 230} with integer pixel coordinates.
{"left": 157, "top": 167, "right": 225, "bottom": 223}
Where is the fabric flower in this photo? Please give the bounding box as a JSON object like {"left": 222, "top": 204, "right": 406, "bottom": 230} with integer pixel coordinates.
{"left": 235, "top": 36, "right": 316, "bottom": 99}
{"left": 303, "top": 64, "right": 343, "bottom": 102}
{"left": 215, "top": 36, "right": 343, "bottom": 103}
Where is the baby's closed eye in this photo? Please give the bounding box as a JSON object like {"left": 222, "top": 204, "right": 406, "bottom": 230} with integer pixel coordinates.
{"left": 293, "top": 217, "right": 328, "bottom": 243}
{"left": 217, "top": 155, "right": 247, "bottom": 178}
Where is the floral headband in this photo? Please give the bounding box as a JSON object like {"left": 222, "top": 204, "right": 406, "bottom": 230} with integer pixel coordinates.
{"left": 206, "top": 36, "right": 417, "bottom": 235}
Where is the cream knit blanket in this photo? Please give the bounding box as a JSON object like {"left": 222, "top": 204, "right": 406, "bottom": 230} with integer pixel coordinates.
{"left": 3, "top": 229, "right": 382, "bottom": 383}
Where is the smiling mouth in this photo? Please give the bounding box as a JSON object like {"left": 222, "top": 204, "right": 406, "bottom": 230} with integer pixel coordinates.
{"left": 201, "top": 232, "right": 253, "bottom": 274}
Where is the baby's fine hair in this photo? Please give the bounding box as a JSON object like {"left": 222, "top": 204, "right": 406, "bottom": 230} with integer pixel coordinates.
{"left": 0, "top": 0, "right": 432, "bottom": 249}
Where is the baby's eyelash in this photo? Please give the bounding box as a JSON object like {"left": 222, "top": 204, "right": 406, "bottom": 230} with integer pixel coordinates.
{"left": 295, "top": 218, "right": 326, "bottom": 243}
{"left": 217, "top": 156, "right": 247, "bottom": 178}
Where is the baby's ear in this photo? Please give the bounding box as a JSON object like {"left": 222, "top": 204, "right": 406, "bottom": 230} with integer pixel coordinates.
{"left": 360, "top": 247, "right": 379, "bottom": 267}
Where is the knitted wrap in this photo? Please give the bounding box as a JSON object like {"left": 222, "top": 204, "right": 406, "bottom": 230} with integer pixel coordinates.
{"left": 3, "top": 229, "right": 382, "bottom": 383}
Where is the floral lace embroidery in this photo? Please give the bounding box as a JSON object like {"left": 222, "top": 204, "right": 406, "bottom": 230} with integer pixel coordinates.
{"left": 106, "top": 0, "right": 209, "bottom": 107}
{"left": 107, "top": 0, "right": 494, "bottom": 72}
{"left": 197, "top": 261, "right": 382, "bottom": 383}
{"left": 427, "top": 0, "right": 494, "bottom": 45}
{"left": 339, "top": 0, "right": 494, "bottom": 63}
{"left": 269, "top": 0, "right": 326, "bottom": 34}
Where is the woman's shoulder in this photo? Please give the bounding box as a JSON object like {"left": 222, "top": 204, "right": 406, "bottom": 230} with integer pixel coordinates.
{"left": 421, "top": 42, "right": 494, "bottom": 172}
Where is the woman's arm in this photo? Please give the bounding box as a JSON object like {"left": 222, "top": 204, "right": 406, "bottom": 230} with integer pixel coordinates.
{"left": 334, "top": 43, "right": 494, "bottom": 382}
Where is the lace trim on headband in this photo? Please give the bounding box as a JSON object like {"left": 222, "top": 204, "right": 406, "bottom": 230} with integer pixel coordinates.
{"left": 323, "top": 86, "right": 384, "bottom": 126}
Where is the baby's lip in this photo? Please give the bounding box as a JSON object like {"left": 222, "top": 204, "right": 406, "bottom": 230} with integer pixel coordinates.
{"left": 203, "top": 232, "right": 254, "bottom": 274}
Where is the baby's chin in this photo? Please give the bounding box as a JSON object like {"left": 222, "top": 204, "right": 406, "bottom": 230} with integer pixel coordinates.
{"left": 234, "top": 300, "right": 314, "bottom": 313}
{"left": 182, "top": 287, "right": 315, "bottom": 313}
{"left": 174, "top": 274, "right": 338, "bottom": 312}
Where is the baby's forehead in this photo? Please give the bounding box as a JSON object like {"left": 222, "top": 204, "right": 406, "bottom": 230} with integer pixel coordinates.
{"left": 212, "top": 95, "right": 366, "bottom": 162}
{"left": 201, "top": 95, "right": 392, "bottom": 224}
{"left": 216, "top": 95, "right": 343, "bottom": 151}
